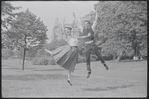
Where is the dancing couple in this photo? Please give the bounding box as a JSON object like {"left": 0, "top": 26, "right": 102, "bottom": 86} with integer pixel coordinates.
{"left": 45, "top": 18, "right": 109, "bottom": 86}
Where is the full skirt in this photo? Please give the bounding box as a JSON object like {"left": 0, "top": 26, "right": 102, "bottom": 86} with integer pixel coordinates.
{"left": 52, "top": 45, "right": 78, "bottom": 72}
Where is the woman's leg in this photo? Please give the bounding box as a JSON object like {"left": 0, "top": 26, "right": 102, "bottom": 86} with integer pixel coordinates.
{"left": 67, "top": 70, "right": 72, "bottom": 86}
{"left": 68, "top": 70, "right": 71, "bottom": 81}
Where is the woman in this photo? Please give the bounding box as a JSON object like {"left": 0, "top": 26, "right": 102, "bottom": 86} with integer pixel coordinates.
{"left": 45, "top": 26, "right": 81, "bottom": 86}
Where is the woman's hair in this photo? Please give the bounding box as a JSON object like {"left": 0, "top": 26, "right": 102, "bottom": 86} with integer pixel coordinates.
{"left": 64, "top": 27, "right": 72, "bottom": 37}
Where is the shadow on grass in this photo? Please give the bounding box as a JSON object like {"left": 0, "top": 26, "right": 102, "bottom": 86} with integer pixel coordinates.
{"left": 83, "top": 84, "right": 134, "bottom": 91}
{"left": 119, "top": 60, "right": 146, "bottom": 63}
{"left": 2, "top": 74, "right": 79, "bottom": 81}
{"left": 2, "top": 66, "right": 66, "bottom": 71}
{"left": 2, "top": 67, "right": 35, "bottom": 70}
{"left": 33, "top": 68, "right": 66, "bottom": 72}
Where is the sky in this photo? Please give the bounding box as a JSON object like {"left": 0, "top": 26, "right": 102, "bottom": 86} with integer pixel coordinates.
{"left": 10, "top": 1, "right": 98, "bottom": 43}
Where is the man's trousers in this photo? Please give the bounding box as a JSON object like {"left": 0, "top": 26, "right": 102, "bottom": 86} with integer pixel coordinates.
{"left": 85, "top": 42, "right": 105, "bottom": 73}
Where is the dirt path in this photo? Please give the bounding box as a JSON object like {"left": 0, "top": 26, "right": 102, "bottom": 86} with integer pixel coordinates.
{"left": 2, "top": 59, "right": 147, "bottom": 98}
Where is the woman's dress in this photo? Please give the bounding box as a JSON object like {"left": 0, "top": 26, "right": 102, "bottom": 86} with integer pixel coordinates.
{"left": 51, "top": 37, "right": 78, "bottom": 72}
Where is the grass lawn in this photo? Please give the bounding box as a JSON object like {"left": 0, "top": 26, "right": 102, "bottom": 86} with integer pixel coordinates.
{"left": 2, "top": 59, "right": 147, "bottom": 98}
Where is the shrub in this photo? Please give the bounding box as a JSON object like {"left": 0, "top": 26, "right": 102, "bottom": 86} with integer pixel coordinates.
{"left": 102, "top": 55, "right": 113, "bottom": 61}
{"left": 77, "top": 55, "right": 86, "bottom": 63}
{"left": 77, "top": 53, "right": 98, "bottom": 63}
{"left": 32, "top": 48, "right": 58, "bottom": 65}
{"left": 2, "top": 49, "right": 14, "bottom": 59}
{"left": 44, "top": 39, "right": 68, "bottom": 51}
{"left": 120, "top": 55, "right": 133, "bottom": 60}
{"left": 32, "top": 56, "right": 56, "bottom": 65}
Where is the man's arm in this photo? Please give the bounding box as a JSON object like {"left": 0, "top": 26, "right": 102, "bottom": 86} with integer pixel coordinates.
{"left": 78, "top": 32, "right": 91, "bottom": 39}
{"left": 62, "top": 19, "right": 69, "bottom": 42}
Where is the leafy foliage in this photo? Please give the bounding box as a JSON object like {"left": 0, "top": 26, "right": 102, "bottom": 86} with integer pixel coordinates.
{"left": 1, "top": 1, "right": 21, "bottom": 30}
{"left": 1, "top": 1, "right": 21, "bottom": 49}
{"left": 80, "top": 11, "right": 96, "bottom": 26}
{"left": 44, "top": 39, "right": 68, "bottom": 51}
{"left": 2, "top": 49, "right": 14, "bottom": 60}
{"left": 2, "top": 8, "right": 48, "bottom": 67}
{"left": 32, "top": 56, "right": 56, "bottom": 65}
{"left": 4, "top": 9, "right": 48, "bottom": 52}
{"left": 94, "top": 1, "right": 147, "bottom": 60}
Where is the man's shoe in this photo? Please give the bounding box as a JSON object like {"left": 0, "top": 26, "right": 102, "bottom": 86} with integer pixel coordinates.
{"left": 104, "top": 64, "right": 109, "bottom": 70}
{"left": 67, "top": 80, "right": 72, "bottom": 86}
{"left": 87, "top": 72, "right": 91, "bottom": 78}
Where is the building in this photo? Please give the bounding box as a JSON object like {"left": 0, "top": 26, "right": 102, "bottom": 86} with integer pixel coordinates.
{"left": 51, "top": 18, "right": 63, "bottom": 41}
{"left": 51, "top": 19, "right": 81, "bottom": 42}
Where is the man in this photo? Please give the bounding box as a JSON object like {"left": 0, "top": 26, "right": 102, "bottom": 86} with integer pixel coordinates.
{"left": 77, "top": 20, "right": 109, "bottom": 78}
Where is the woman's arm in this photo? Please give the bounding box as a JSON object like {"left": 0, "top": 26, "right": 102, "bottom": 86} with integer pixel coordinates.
{"left": 62, "top": 19, "right": 69, "bottom": 42}
{"left": 62, "top": 19, "right": 66, "bottom": 39}
{"left": 72, "top": 12, "right": 83, "bottom": 33}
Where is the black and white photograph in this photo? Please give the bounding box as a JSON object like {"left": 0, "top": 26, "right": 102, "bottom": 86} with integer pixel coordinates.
{"left": 1, "top": 1, "right": 147, "bottom": 98}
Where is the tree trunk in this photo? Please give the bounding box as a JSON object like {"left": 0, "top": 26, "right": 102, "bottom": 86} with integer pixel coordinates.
{"left": 22, "top": 47, "right": 26, "bottom": 70}
{"left": 132, "top": 30, "right": 139, "bottom": 60}
{"left": 22, "top": 34, "right": 27, "bottom": 70}
{"left": 116, "top": 50, "right": 125, "bottom": 61}
{"left": 133, "top": 41, "right": 139, "bottom": 60}
{"left": 112, "top": 52, "right": 117, "bottom": 60}
{"left": 116, "top": 55, "right": 121, "bottom": 61}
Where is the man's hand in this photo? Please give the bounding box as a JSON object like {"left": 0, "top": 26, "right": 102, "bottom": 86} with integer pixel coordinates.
{"left": 78, "top": 32, "right": 91, "bottom": 39}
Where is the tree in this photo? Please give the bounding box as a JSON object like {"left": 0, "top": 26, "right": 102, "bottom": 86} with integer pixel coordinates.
{"left": 80, "top": 11, "right": 96, "bottom": 27}
{"left": 94, "top": 1, "right": 147, "bottom": 61}
{"left": 5, "top": 9, "right": 48, "bottom": 70}
{"left": 1, "top": 1, "right": 21, "bottom": 30}
{"left": 2, "top": 48, "right": 14, "bottom": 60}
{"left": 1, "top": 1, "right": 21, "bottom": 49}
{"left": 113, "top": 1, "right": 147, "bottom": 60}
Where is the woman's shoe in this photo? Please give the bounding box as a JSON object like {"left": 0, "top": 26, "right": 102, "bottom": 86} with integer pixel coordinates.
{"left": 87, "top": 72, "right": 91, "bottom": 78}
{"left": 104, "top": 64, "right": 109, "bottom": 70}
{"left": 67, "top": 80, "right": 72, "bottom": 86}
{"left": 44, "top": 49, "right": 53, "bottom": 55}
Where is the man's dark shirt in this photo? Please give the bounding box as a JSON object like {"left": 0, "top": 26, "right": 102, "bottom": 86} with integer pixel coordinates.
{"left": 82, "top": 27, "right": 94, "bottom": 42}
